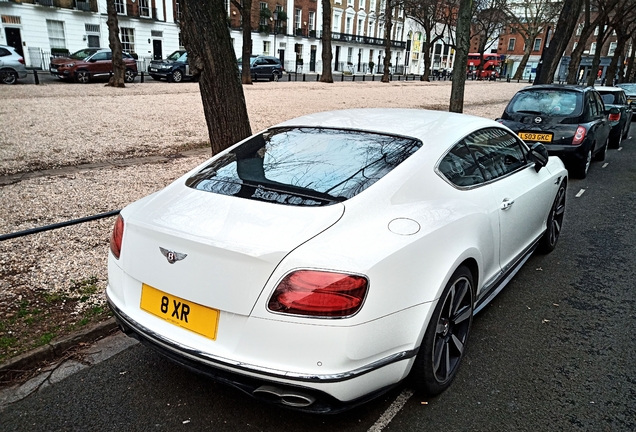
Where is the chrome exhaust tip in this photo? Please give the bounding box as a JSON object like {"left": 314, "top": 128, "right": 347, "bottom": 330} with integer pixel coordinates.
{"left": 253, "top": 385, "right": 316, "bottom": 408}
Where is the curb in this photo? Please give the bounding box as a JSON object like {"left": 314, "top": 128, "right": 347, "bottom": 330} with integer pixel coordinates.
{"left": 0, "top": 318, "right": 119, "bottom": 378}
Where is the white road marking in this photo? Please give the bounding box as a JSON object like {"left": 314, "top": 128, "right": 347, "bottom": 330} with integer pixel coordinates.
{"left": 367, "top": 389, "right": 414, "bottom": 432}
{"left": 602, "top": 163, "right": 609, "bottom": 168}
{"left": 618, "top": 147, "right": 623, "bottom": 151}
{"left": 575, "top": 189, "right": 586, "bottom": 198}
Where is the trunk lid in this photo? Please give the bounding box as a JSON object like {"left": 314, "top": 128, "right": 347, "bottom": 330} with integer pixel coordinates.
{"left": 122, "top": 185, "right": 344, "bottom": 316}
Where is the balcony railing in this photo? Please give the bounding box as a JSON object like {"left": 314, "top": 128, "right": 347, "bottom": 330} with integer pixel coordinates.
{"left": 36, "top": 0, "right": 54, "bottom": 6}
{"left": 331, "top": 32, "right": 406, "bottom": 49}
{"left": 75, "top": 0, "right": 91, "bottom": 11}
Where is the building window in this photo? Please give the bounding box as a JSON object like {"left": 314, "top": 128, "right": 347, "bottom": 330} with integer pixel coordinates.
{"left": 139, "top": 0, "right": 151, "bottom": 17}
{"left": 175, "top": 0, "right": 182, "bottom": 21}
{"left": 576, "top": 23, "right": 583, "bottom": 36}
{"left": 263, "top": 40, "right": 270, "bottom": 55}
{"left": 357, "top": 18, "right": 363, "bottom": 35}
{"left": 295, "top": 8, "right": 302, "bottom": 29}
{"left": 590, "top": 42, "right": 596, "bottom": 55}
{"left": 572, "top": 42, "right": 577, "bottom": 53}
{"left": 115, "top": 0, "right": 126, "bottom": 15}
{"left": 368, "top": 20, "right": 374, "bottom": 37}
{"left": 359, "top": 0, "right": 365, "bottom": 9}
{"left": 46, "top": 20, "right": 66, "bottom": 49}
{"left": 85, "top": 24, "right": 100, "bottom": 33}
{"left": 594, "top": 26, "right": 599, "bottom": 36}
{"left": 507, "top": 38, "right": 515, "bottom": 51}
{"left": 346, "top": 17, "right": 352, "bottom": 34}
{"left": 333, "top": 13, "right": 341, "bottom": 32}
{"left": 308, "top": 11, "right": 315, "bottom": 31}
{"left": 347, "top": 46, "right": 353, "bottom": 63}
{"left": 260, "top": 3, "right": 268, "bottom": 26}
{"left": 533, "top": 38, "right": 542, "bottom": 51}
{"left": 608, "top": 42, "right": 617, "bottom": 56}
{"left": 348, "top": 0, "right": 353, "bottom": 6}
{"left": 120, "top": 27, "right": 135, "bottom": 53}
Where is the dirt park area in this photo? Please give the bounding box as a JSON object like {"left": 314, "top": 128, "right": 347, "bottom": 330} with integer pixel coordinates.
{"left": 0, "top": 79, "right": 527, "bottom": 365}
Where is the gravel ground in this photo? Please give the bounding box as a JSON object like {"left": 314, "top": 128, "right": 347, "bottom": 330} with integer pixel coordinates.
{"left": 0, "top": 79, "right": 526, "bottom": 360}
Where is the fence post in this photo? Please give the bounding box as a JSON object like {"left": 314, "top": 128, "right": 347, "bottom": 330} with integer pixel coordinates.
{"left": 362, "top": 74, "right": 365, "bottom": 82}
{"left": 303, "top": 74, "right": 306, "bottom": 81}
{"left": 140, "top": 71, "right": 144, "bottom": 83}
{"left": 341, "top": 73, "right": 344, "bottom": 81}
{"left": 33, "top": 70, "right": 40, "bottom": 85}
{"left": 317, "top": 74, "right": 320, "bottom": 81}
{"left": 288, "top": 73, "right": 291, "bottom": 81}
{"left": 372, "top": 74, "right": 375, "bottom": 81}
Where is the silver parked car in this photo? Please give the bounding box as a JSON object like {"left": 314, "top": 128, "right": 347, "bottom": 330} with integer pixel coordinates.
{"left": 0, "top": 45, "right": 27, "bottom": 84}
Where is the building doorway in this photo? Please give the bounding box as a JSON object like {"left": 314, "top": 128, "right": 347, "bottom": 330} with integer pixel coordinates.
{"left": 153, "top": 40, "right": 163, "bottom": 60}
{"left": 4, "top": 28, "right": 23, "bottom": 57}
{"left": 310, "top": 45, "right": 316, "bottom": 72}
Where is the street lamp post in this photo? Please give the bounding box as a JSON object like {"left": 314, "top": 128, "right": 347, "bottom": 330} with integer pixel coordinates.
{"left": 272, "top": 12, "right": 278, "bottom": 60}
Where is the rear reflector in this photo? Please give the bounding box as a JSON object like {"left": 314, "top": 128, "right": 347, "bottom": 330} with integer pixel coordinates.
{"left": 608, "top": 112, "right": 621, "bottom": 122}
{"left": 110, "top": 215, "right": 124, "bottom": 259}
{"left": 572, "top": 126, "right": 586, "bottom": 145}
{"left": 268, "top": 270, "right": 368, "bottom": 317}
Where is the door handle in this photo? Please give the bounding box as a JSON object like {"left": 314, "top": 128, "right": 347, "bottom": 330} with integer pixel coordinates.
{"left": 501, "top": 198, "right": 515, "bottom": 210}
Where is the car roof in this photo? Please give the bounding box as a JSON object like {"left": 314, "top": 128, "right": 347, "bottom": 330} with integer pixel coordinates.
{"left": 520, "top": 84, "right": 592, "bottom": 93}
{"left": 594, "top": 86, "right": 624, "bottom": 92}
{"left": 275, "top": 108, "right": 501, "bottom": 151}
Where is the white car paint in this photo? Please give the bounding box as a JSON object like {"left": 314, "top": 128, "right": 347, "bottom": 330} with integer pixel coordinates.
{"left": 107, "top": 108, "right": 568, "bottom": 412}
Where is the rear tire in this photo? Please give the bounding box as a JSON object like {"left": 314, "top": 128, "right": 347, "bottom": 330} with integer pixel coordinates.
{"left": 609, "top": 131, "right": 622, "bottom": 149}
{"left": 572, "top": 148, "right": 592, "bottom": 179}
{"left": 410, "top": 266, "right": 474, "bottom": 397}
{"left": 594, "top": 138, "right": 608, "bottom": 161}
{"left": 538, "top": 180, "right": 566, "bottom": 254}
{"left": 0, "top": 70, "right": 17, "bottom": 85}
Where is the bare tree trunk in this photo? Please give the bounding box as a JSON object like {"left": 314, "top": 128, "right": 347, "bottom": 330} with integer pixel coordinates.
{"left": 320, "top": 0, "right": 333, "bottom": 83}
{"left": 623, "top": 37, "right": 636, "bottom": 83}
{"left": 181, "top": 0, "right": 252, "bottom": 155}
{"left": 381, "top": 1, "right": 393, "bottom": 83}
{"left": 450, "top": 0, "right": 472, "bottom": 113}
{"left": 421, "top": 40, "right": 431, "bottom": 81}
{"left": 605, "top": 38, "right": 625, "bottom": 86}
{"left": 586, "top": 26, "right": 605, "bottom": 86}
{"left": 106, "top": 0, "right": 125, "bottom": 87}
{"left": 234, "top": 0, "right": 253, "bottom": 85}
{"left": 534, "top": 0, "right": 583, "bottom": 84}
{"left": 566, "top": 40, "right": 589, "bottom": 84}
{"left": 512, "top": 44, "right": 533, "bottom": 80}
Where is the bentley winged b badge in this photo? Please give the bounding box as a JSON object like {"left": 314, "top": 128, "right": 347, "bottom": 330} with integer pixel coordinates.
{"left": 159, "top": 247, "right": 187, "bottom": 264}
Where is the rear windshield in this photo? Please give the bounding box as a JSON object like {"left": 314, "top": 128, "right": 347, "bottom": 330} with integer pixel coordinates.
{"left": 618, "top": 84, "right": 636, "bottom": 93}
{"left": 508, "top": 89, "right": 583, "bottom": 116}
{"left": 186, "top": 127, "right": 422, "bottom": 206}
{"left": 598, "top": 91, "right": 621, "bottom": 105}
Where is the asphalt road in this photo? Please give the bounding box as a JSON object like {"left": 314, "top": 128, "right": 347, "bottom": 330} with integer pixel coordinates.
{"left": 1, "top": 128, "right": 635, "bottom": 431}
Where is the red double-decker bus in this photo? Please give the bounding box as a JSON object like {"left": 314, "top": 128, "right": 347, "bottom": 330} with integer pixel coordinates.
{"left": 467, "top": 53, "right": 501, "bottom": 79}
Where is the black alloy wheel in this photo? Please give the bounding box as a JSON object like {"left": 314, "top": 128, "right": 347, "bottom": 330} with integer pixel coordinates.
{"left": 538, "top": 180, "right": 566, "bottom": 254}
{"left": 272, "top": 71, "right": 280, "bottom": 81}
{"left": 75, "top": 70, "right": 90, "bottom": 84}
{"left": 411, "top": 266, "right": 474, "bottom": 396}
{"left": 170, "top": 69, "right": 183, "bottom": 83}
{"left": 0, "top": 70, "right": 17, "bottom": 85}
{"left": 124, "top": 69, "right": 136, "bottom": 83}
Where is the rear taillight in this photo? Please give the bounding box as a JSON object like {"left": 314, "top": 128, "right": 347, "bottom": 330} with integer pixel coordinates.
{"left": 18, "top": 58, "right": 25, "bottom": 64}
{"left": 268, "top": 270, "right": 368, "bottom": 317}
{"left": 110, "top": 215, "right": 124, "bottom": 259}
{"left": 608, "top": 112, "right": 620, "bottom": 122}
{"left": 572, "top": 126, "right": 587, "bottom": 145}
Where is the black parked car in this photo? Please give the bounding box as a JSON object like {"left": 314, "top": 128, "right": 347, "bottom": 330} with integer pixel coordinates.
{"left": 498, "top": 85, "right": 614, "bottom": 179}
{"left": 237, "top": 55, "right": 283, "bottom": 81}
{"left": 148, "top": 50, "right": 193, "bottom": 83}
{"left": 596, "top": 86, "right": 633, "bottom": 147}
{"left": 615, "top": 83, "right": 636, "bottom": 121}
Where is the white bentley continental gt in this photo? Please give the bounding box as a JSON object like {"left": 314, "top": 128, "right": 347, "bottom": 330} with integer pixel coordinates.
{"left": 107, "top": 109, "right": 567, "bottom": 413}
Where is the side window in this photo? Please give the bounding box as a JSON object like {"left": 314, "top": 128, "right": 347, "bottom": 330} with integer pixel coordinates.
{"left": 0, "top": 48, "right": 10, "bottom": 57}
{"left": 438, "top": 142, "right": 485, "bottom": 187}
{"left": 92, "top": 52, "right": 108, "bottom": 61}
{"left": 464, "top": 128, "right": 528, "bottom": 181}
{"left": 593, "top": 92, "right": 605, "bottom": 116}
{"left": 586, "top": 94, "right": 598, "bottom": 119}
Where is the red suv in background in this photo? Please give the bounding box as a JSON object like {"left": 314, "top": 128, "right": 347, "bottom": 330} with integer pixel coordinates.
{"left": 49, "top": 48, "right": 138, "bottom": 83}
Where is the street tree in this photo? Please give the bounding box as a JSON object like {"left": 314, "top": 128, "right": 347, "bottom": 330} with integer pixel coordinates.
{"left": 533, "top": 0, "right": 583, "bottom": 84}
{"left": 320, "top": 0, "right": 334, "bottom": 83}
{"left": 603, "top": 3, "right": 636, "bottom": 84}
{"left": 230, "top": 0, "right": 253, "bottom": 84}
{"left": 181, "top": 0, "right": 252, "bottom": 155}
{"left": 623, "top": 34, "right": 636, "bottom": 82}
{"left": 504, "top": 0, "right": 562, "bottom": 80}
{"left": 381, "top": 0, "right": 399, "bottom": 82}
{"left": 450, "top": 0, "right": 473, "bottom": 112}
{"left": 404, "top": 0, "right": 453, "bottom": 81}
{"left": 105, "top": 0, "right": 125, "bottom": 87}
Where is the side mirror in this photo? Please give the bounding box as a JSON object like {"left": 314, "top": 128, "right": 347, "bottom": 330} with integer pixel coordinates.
{"left": 529, "top": 142, "right": 549, "bottom": 172}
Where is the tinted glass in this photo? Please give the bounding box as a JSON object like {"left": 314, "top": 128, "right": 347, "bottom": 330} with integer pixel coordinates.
{"left": 508, "top": 89, "right": 582, "bottom": 116}
{"left": 617, "top": 83, "right": 636, "bottom": 93}
{"left": 167, "top": 50, "right": 184, "bottom": 61}
{"left": 0, "top": 48, "right": 9, "bottom": 57}
{"left": 186, "top": 128, "right": 422, "bottom": 206}
{"left": 92, "top": 52, "right": 108, "bottom": 61}
{"left": 598, "top": 91, "right": 620, "bottom": 105}
{"left": 464, "top": 128, "right": 527, "bottom": 181}
{"left": 439, "top": 143, "right": 485, "bottom": 187}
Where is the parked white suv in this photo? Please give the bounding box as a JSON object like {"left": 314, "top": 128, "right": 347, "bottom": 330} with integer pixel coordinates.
{"left": 0, "top": 45, "right": 27, "bottom": 84}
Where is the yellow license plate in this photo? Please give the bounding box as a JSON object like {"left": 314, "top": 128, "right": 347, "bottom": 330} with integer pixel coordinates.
{"left": 140, "top": 283, "right": 219, "bottom": 340}
{"left": 518, "top": 132, "right": 553, "bottom": 143}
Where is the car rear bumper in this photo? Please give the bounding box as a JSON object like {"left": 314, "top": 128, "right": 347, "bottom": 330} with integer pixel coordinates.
{"left": 106, "top": 288, "right": 418, "bottom": 413}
